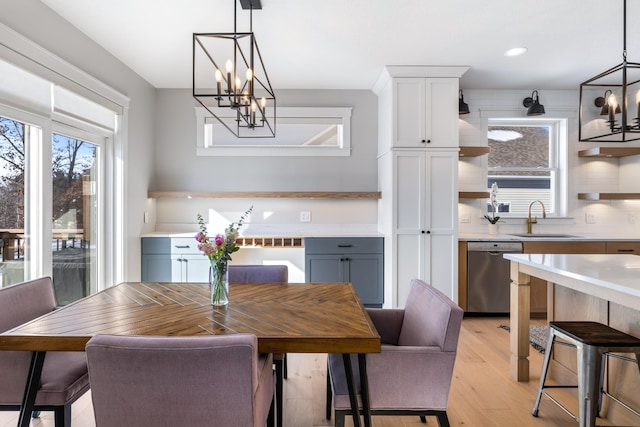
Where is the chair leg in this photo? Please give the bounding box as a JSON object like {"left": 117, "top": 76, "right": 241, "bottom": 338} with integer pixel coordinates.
{"left": 420, "top": 415, "right": 427, "bottom": 423}
{"left": 334, "top": 410, "right": 346, "bottom": 427}
{"left": 532, "top": 331, "right": 555, "bottom": 417}
{"left": 436, "top": 411, "right": 451, "bottom": 427}
{"left": 283, "top": 353, "right": 288, "bottom": 379}
{"left": 578, "top": 344, "right": 601, "bottom": 427}
{"left": 325, "top": 363, "right": 332, "bottom": 420}
{"left": 267, "top": 397, "right": 275, "bottom": 427}
{"left": 275, "top": 359, "right": 284, "bottom": 427}
{"left": 54, "top": 404, "right": 71, "bottom": 427}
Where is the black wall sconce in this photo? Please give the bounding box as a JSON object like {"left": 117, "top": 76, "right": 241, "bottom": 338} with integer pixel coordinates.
{"left": 459, "top": 89, "right": 470, "bottom": 115}
{"left": 522, "top": 90, "right": 545, "bottom": 116}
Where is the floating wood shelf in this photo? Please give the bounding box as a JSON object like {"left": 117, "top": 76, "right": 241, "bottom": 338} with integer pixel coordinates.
{"left": 578, "top": 193, "right": 640, "bottom": 201}
{"left": 459, "top": 146, "right": 490, "bottom": 157}
{"left": 578, "top": 147, "right": 640, "bottom": 158}
{"left": 459, "top": 191, "right": 490, "bottom": 199}
{"left": 147, "top": 191, "right": 382, "bottom": 199}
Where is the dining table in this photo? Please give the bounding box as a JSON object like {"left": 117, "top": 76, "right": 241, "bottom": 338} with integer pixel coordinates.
{"left": 0, "top": 281, "right": 381, "bottom": 427}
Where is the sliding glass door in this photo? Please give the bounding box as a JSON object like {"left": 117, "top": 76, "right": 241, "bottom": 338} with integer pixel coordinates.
{"left": 0, "top": 115, "right": 28, "bottom": 287}
{"left": 0, "top": 111, "right": 107, "bottom": 304}
{"left": 51, "top": 131, "right": 102, "bottom": 304}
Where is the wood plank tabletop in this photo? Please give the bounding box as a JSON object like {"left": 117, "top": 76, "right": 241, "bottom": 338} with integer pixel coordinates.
{"left": 0, "top": 282, "right": 381, "bottom": 354}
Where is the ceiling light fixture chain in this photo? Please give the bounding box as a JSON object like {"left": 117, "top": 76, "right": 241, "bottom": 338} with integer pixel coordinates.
{"left": 193, "top": 0, "right": 276, "bottom": 138}
{"left": 579, "top": 0, "right": 640, "bottom": 142}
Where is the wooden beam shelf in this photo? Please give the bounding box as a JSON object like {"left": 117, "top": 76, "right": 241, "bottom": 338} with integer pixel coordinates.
{"left": 578, "top": 193, "right": 640, "bottom": 201}
{"left": 459, "top": 191, "right": 490, "bottom": 199}
{"left": 578, "top": 147, "right": 640, "bottom": 158}
{"left": 459, "top": 146, "right": 490, "bottom": 157}
{"left": 147, "top": 191, "right": 382, "bottom": 200}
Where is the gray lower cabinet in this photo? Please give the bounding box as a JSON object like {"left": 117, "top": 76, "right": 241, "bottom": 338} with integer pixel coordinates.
{"left": 304, "top": 237, "right": 384, "bottom": 307}
{"left": 141, "top": 237, "right": 210, "bottom": 283}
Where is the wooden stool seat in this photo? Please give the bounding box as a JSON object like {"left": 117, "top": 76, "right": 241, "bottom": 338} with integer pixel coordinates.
{"left": 532, "top": 321, "right": 640, "bottom": 427}
{"left": 550, "top": 321, "right": 640, "bottom": 347}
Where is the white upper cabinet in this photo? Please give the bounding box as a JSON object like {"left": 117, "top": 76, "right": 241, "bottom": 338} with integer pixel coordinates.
{"left": 390, "top": 78, "right": 459, "bottom": 149}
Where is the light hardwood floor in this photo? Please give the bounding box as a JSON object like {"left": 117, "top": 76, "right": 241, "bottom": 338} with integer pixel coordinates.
{"left": 1, "top": 317, "right": 635, "bottom": 426}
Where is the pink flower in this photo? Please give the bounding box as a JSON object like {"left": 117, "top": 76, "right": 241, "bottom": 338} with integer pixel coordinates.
{"left": 214, "top": 234, "right": 224, "bottom": 246}
{"left": 195, "top": 232, "right": 206, "bottom": 243}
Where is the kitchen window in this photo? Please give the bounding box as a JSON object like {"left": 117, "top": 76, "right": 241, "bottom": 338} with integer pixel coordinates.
{"left": 487, "top": 118, "right": 568, "bottom": 217}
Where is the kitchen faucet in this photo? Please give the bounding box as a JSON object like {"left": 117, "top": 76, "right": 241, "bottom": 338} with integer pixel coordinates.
{"left": 527, "top": 200, "right": 546, "bottom": 234}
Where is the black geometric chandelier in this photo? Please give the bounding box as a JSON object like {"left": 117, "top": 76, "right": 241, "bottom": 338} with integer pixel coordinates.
{"left": 193, "top": 0, "right": 276, "bottom": 138}
{"left": 579, "top": 0, "right": 640, "bottom": 142}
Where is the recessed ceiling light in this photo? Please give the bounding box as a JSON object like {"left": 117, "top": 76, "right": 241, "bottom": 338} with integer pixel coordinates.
{"left": 504, "top": 47, "right": 528, "bottom": 57}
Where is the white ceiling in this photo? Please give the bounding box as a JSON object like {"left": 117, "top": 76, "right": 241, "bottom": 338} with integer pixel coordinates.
{"left": 41, "top": 0, "right": 640, "bottom": 91}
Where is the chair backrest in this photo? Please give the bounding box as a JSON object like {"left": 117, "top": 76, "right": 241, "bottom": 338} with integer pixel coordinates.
{"left": 397, "top": 279, "right": 463, "bottom": 352}
{"left": 228, "top": 264, "right": 288, "bottom": 283}
{"left": 0, "top": 277, "right": 57, "bottom": 402}
{"left": 86, "top": 334, "right": 263, "bottom": 427}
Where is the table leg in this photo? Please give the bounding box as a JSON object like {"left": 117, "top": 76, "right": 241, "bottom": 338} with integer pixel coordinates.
{"left": 510, "top": 262, "right": 531, "bottom": 382}
{"left": 18, "top": 351, "right": 46, "bottom": 427}
{"left": 342, "top": 354, "right": 361, "bottom": 427}
{"left": 357, "top": 354, "right": 372, "bottom": 427}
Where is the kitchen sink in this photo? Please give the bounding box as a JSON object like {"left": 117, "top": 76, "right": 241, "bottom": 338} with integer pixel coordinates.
{"left": 510, "top": 234, "right": 581, "bottom": 239}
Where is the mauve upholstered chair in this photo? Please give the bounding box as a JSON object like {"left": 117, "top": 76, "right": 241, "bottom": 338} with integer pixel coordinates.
{"left": 326, "top": 279, "right": 464, "bottom": 427}
{"left": 0, "top": 277, "right": 90, "bottom": 427}
{"left": 228, "top": 264, "right": 288, "bottom": 427}
{"left": 86, "top": 334, "right": 275, "bottom": 427}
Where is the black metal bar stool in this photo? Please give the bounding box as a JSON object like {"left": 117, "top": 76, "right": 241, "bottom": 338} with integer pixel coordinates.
{"left": 532, "top": 321, "right": 640, "bottom": 427}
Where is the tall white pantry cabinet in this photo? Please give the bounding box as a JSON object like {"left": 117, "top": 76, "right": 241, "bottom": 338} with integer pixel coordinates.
{"left": 374, "top": 66, "right": 468, "bottom": 307}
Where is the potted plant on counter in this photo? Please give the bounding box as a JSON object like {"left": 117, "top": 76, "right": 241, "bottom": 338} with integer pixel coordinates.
{"left": 484, "top": 182, "right": 500, "bottom": 234}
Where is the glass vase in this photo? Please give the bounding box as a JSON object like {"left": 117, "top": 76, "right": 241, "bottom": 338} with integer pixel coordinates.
{"left": 209, "top": 260, "right": 229, "bottom": 307}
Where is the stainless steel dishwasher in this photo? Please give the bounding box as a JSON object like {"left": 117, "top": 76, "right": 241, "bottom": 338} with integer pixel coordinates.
{"left": 467, "top": 241, "right": 523, "bottom": 314}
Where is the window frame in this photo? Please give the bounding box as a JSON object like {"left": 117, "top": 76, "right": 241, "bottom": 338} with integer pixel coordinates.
{"left": 196, "top": 107, "right": 352, "bottom": 157}
{"left": 486, "top": 117, "right": 568, "bottom": 218}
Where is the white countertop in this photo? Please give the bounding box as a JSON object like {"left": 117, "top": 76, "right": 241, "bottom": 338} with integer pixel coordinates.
{"left": 459, "top": 232, "right": 640, "bottom": 241}
{"left": 504, "top": 253, "right": 640, "bottom": 307}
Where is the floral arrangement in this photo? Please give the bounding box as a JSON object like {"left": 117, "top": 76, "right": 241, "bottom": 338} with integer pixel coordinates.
{"left": 484, "top": 182, "right": 500, "bottom": 224}
{"left": 195, "top": 206, "right": 253, "bottom": 264}
{"left": 195, "top": 206, "right": 253, "bottom": 306}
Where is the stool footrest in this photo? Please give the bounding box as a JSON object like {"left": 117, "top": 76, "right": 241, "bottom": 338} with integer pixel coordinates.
{"left": 602, "top": 390, "right": 640, "bottom": 418}
{"left": 538, "top": 391, "right": 579, "bottom": 422}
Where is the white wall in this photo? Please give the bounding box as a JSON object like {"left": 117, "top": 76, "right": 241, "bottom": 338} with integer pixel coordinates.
{"left": 458, "top": 89, "right": 640, "bottom": 236}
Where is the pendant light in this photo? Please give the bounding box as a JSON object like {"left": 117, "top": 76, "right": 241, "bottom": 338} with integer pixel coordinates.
{"left": 193, "top": 0, "right": 276, "bottom": 138}
{"left": 579, "top": 0, "right": 640, "bottom": 142}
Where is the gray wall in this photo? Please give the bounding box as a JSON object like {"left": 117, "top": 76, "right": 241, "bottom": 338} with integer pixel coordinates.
{"left": 153, "top": 89, "right": 379, "bottom": 191}
{"left": 1, "top": 0, "right": 156, "bottom": 281}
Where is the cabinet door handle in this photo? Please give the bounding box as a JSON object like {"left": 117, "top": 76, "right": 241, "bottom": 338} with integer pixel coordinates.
{"left": 421, "top": 139, "right": 426, "bottom": 143}
{"left": 421, "top": 230, "right": 431, "bottom": 234}
{"left": 337, "top": 244, "right": 353, "bottom": 248}
{"left": 617, "top": 249, "right": 635, "bottom": 252}
{"left": 174, "top": 245, "right": 190, "bottom": 249}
